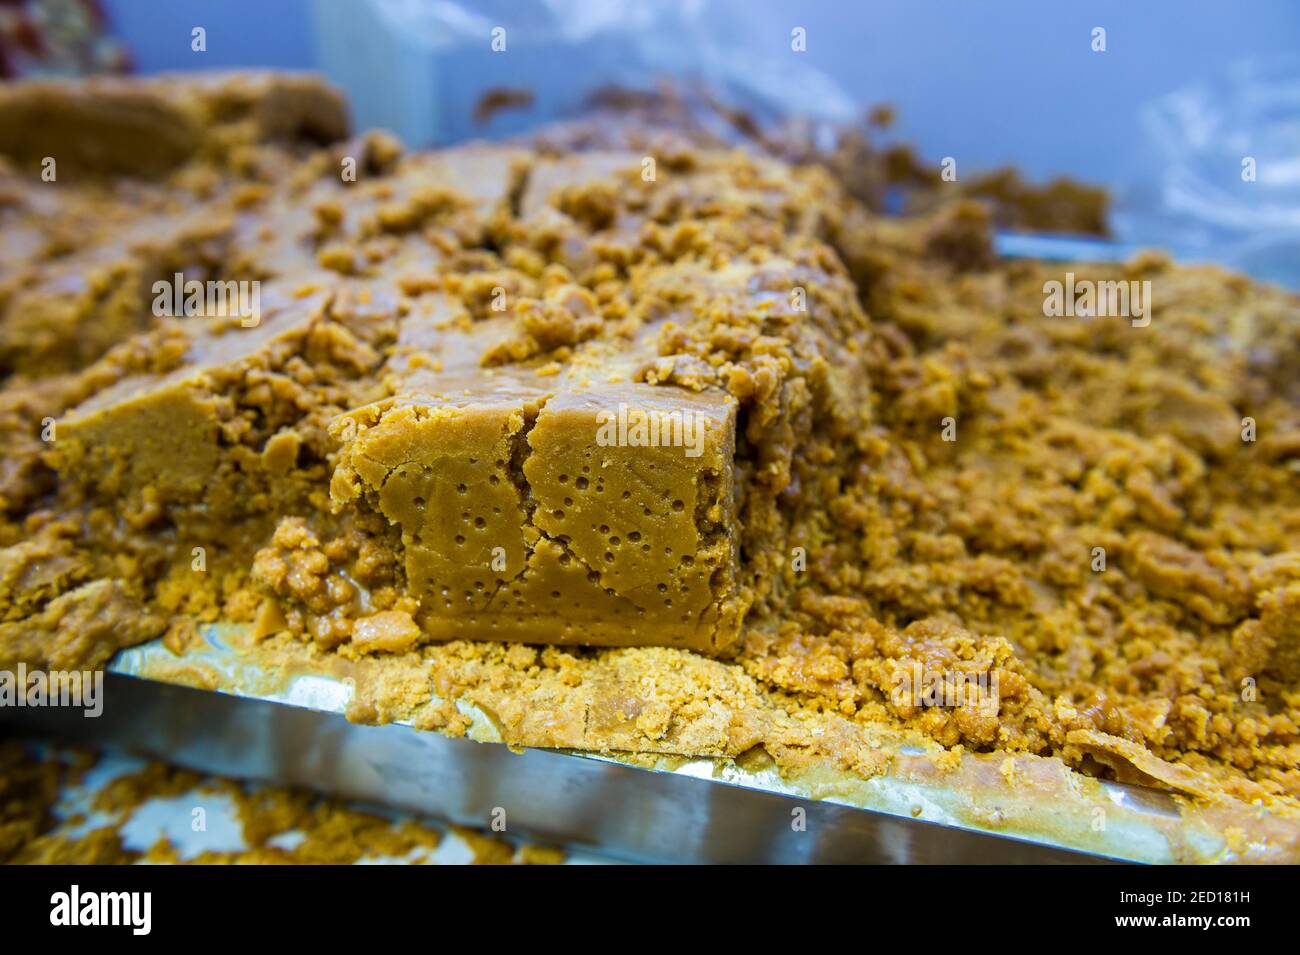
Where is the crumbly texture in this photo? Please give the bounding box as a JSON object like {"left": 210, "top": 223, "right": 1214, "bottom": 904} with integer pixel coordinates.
{"left": 0, "top": 740, "right": 562, "bottom": 865}
{"left": 0, "top": 71, "right": 348, "bottom": 181}
{"left": 1, "top": 74, "right": 1299, "bottom": 843}
{"left": 537, "top": 89, "right": 1111, "bottom": 236}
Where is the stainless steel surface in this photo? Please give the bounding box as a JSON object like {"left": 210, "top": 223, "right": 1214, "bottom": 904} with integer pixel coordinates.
{"left": 3, "top": 669, "right": 1112, "bottom": 864}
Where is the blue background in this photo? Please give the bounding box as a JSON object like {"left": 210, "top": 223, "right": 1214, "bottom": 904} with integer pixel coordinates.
{"left": 103, "top": 0, "right": 1299, "bottom": 182}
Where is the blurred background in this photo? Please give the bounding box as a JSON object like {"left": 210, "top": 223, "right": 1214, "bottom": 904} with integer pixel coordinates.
{"left": 3, "top": 0, "right": 1298, "bottom": 284}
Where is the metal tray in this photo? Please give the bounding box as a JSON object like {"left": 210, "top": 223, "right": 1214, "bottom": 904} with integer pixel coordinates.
{"left": 9, "top": 625, "right": 1286, "bottom": 864}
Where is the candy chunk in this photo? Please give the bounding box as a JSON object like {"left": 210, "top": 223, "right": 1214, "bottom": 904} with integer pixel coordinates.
{"left": 333, "top": 387, "right": 544, "bottom": 618}
{"left": 0, "top": 71, "right": 347, "bottom": 178}
{"left": 332, "top": 379, "right": 741, "bottom": 653}
{"left": 525, "top": 385, "right": 735, "bottom": 608}
{"left": 352, "top": 610, "right": 422, "bottom": 654}
{"left": 48, "top": 288, "right": 331, "bottom": 509}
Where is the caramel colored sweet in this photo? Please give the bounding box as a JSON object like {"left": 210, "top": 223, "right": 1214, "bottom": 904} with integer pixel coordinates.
{"left": 334, "top": 378, "right": 739, "bottom": 651}
{"left": 3, "top": 73, "right": 1300, "bottom": 847}
{"left": 0, "top": 71, "right": 348, "bottom": 179}
{"left": 49, "top": 287, "right": 334, "bottom": 514}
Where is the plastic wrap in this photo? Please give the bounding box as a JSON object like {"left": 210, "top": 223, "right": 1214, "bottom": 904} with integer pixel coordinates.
{"left": 310, "top": 0, "right": 856, "bottom": 146}
{"left": 1119, "top": 55, "right": 1300, "bottom": 286}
